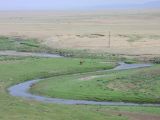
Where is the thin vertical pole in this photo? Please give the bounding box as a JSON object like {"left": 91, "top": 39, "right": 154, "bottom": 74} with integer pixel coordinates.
{"left": 108, "top": 31, "right": 111, "bottom": 48}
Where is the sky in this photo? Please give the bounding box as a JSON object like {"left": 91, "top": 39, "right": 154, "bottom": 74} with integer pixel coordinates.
{"left": 0, "top": 0, "right": 158, "bottom": 10}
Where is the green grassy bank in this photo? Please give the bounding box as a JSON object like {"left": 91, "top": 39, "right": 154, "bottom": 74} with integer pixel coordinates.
{"left": 31, "top": 64, "right": 160, "bottom": 103}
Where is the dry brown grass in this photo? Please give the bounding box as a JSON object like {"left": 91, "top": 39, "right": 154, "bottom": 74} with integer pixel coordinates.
{"left": 0, "top": 9, "right": 160, "bottom": 56}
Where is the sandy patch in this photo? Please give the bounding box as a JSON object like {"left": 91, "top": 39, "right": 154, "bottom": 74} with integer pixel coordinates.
{"left": 79, "top": 74, "right": 106, "bottom": 81}
{"left": 79, "top": 76, "right": 99, "bottom": 81}
{"left": 107, "top": 81, "right": 136, "bottom": 91}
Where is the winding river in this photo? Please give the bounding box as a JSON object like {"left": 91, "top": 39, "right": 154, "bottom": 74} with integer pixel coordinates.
{"left": 5, "top": 51, "right": 160, "bottom": 106}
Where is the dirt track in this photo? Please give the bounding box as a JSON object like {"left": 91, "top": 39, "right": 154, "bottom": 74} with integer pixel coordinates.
{"left": 0, "top": 50, "right": 61, "bottom": 58}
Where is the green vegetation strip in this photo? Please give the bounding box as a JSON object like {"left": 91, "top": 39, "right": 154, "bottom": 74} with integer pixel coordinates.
{"left": 31, "top": 64, "right": 160, "bottom": 103}
{"left": 0, "top": 36, "right": 130, "bottom": 61}
{"left": 0, "top": 36, "right": 53, "bottom": 53}
{"left": 1, "top": 57, "right": 160, "bottom": 120}
{"left": 0, "top": 35, "right": 160, "bottom": 120}
{"left": 0, "top": 56, "right": 159, "bottom": 120}
{"left": 0, "top": 57, "right": 128, "bottom": 120}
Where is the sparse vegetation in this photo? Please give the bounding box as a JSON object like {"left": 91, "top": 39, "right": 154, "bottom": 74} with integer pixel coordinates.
{"left": 0, "top": 36, "right": 50, "bottom": 52}
{"left": 124, "top": 58, "right": 137, "bottom": 64}
{"left": 0, "top": 36, "right": 129, "bottom": 62}
{"left": 150, "top": 57, "right": 160, "bottom": 64}
{"left": 76, "top": 33, "right": 105, "bottom": 38}
{"left": 118, "top": 34, "right": 160, "bottom": 42}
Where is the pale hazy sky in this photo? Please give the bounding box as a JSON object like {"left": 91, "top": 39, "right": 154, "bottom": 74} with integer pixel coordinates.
{"left": 0, "top": 0, "right": 157, "bottom": 10}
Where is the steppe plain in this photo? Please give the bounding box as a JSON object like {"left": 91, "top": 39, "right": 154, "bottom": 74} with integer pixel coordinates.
{"left": 0, "top": 9, "right": 160, "bottom": 56}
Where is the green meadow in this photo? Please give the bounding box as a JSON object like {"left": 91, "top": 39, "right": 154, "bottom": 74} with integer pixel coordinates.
{"left": 0, "top": 36, "right": 160, "bottom": 120}
{"left": 31, "top": 64, "right": 160, "bottom": 103}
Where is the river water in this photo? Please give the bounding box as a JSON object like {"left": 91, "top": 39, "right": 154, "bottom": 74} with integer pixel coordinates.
{"left": 8, "top": 61, "right": 160, "bottom": 107}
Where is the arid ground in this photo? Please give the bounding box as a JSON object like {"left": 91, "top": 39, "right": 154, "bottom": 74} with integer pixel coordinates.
{"left": 0, "top": 9, "right": 160, "bottom": 56}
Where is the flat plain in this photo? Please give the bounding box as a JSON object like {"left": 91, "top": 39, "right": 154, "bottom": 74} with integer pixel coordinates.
{"left": 0, "top": 9, "right": 160, "bottom": 56}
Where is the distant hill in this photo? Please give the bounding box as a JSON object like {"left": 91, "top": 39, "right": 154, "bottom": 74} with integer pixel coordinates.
{"left": 92, "top": 1, "right": 160, "bottom": 9}
{"left": 142, "top": 1, "right": 160, "bottom": 8}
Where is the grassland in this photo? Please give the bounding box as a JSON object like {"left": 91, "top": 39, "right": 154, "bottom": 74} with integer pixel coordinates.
{"left": 0, "top": 56, "right": 160, "bottom": 120}
{"left": 0, "top": 36, "right": 132, "bottom": 62}
{"left": 0, "top": 9, "right": 160, "bottom": 119}
{"left": 0, "top": 56, "right": 123, "bottom": 120}
{"left": 31, "top": 64, "right": 160, "bottom": 103}
{"left": 0, "top": 36, "right": 53, "bottom": 53}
